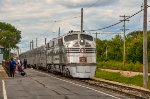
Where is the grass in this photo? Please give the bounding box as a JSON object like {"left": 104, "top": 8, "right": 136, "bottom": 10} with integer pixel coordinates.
{"left": 97, "top": 61, "right": 150, "bottom": 72}
{"left": 95, "top": 69, "right": 150, "bottom": 89}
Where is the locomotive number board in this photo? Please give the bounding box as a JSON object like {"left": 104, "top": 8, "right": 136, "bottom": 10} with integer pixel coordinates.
{"left": 79, "top": 57, "right": 87, "bottom": 63}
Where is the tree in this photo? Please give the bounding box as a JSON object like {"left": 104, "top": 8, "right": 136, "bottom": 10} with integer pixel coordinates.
{"left": 107, "top": 35, "right": 123, "bottom": 61}
{"left": 0, "top": 22, "right": 21, "bottom": 60}
{"left": 126, "top": 32, "right": 143, "bottom": 63}
{"left": 96, "top": 30, "right": 150, "bottom": 65}
{"left": 96, "top": 39, "right": 108, "bottom": 61}
{"left": 96, "top": 35, "right": 123, "bottom": 61}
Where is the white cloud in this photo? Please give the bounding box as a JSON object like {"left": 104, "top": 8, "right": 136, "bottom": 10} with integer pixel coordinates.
{"left": 0, "top": 0, "right": 150, "bottom": 52}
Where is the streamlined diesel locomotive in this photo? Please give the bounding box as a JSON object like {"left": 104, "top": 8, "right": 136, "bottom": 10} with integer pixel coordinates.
{"left": 20, "top": 31, "right": 96, "bottom": 78}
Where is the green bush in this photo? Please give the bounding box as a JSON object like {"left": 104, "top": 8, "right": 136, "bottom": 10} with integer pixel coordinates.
{"left": 97, "top": 60, "right": 149, "bottom": 72}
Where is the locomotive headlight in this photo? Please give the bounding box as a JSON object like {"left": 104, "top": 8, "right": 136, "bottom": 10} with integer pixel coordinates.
{"left": 80, "top": 48, "right": 85, "bottom": 53}
{"left": 80, "top": 40, "right": 84, "bottom": 43}
{"left": 80, "top": 39, "right": 85, "bottom": 45}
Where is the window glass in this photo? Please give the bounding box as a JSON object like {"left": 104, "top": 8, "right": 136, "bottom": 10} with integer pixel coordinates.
{"left": 49, "top": 41, "right": 54, "bottom": 47}
{"left": 80, "top": 34, "right": 93, "bottom": 41}
{"left": 54, "top": 39, "right": 58, "bottom": 46}
{"left": 46, "top": 43, "right": 50, "bottom": 48}
{"left": 0, "top": 49, "right": 3, "bottom": 54}
{"left": 64, "top": 34, "right": 78, "bottom": 42}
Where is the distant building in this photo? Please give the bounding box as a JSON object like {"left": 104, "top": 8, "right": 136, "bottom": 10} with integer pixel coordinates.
{"left": 0, "top": 45, "right": 4, "bottom": 64}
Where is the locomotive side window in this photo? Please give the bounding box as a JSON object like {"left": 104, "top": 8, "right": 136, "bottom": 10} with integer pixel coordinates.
{"left": 49, "top": 41, "right": 54, "bottom": 47}
{"left": 52, "top": 41, "right": 54, "bottom": 47}
{"left": 54, "top": 39, "right": 58, "bottom": 46}
{"left": 49, "top": 40, "right": 54, "bottom": 47}
{"left": 80, "top": 34, "right": 93, "bottom": 41}
{"left": 46, "top": 43, "right": 50, "bottom": 48}
{"left": 64, "top": 34, "right": 78, "bottom": 42}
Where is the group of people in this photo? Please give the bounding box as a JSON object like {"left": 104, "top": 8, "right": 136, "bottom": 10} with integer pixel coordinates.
{"left": 9, "top": 58, "right": 27, "bottom": 77}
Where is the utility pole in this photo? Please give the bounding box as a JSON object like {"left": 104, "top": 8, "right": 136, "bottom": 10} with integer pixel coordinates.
{"left": 36, "top": 38, "right": 38, "bottom": 48}
{"left": 79, "top": 8, "right": 83, "bottom": 40}
{"left": 32, "top": 40, "right": 34, "bottom": 50}
{"left": 106, "top": 46, "right": 108, "bottom": 61}
{"left": 120, "top": 15, "right": 129, "bottom": 68}
{"left": 93, "top": 32, "right": 100, "bottom": 44}
{"left": 96, "top": 32, "right": 98, "bottom": 41}
{"left": 143, "top": 0, "right": 148, "bottom": 89}
{"left": 95, "top": 32, "right": 98, "bottom": 63}
{"left": 17, "top": 48, "right": 19, "bottom": 57}
{"left": 20, "top": 48, "right": 21, "bottom": 54}
{"left": 45, "top": 38, "right": 47, "bottom": 45}
{"left": 81, "top": 8, "right": 83, "bottom": 34}
{"left": 58, "top": 27, "right": 60, "bottom": 37}
{"left": 30, "top": 41, "right": 31, "bottom": 50}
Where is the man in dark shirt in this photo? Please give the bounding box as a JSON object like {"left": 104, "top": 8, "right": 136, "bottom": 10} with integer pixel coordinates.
{"left": 9, "top": 58, "right": 16, "bottom": 77}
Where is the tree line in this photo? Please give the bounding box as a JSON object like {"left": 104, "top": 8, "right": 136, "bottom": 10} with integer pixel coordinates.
{"left": 0, "top": 22, "right": 21, "bottom": 60}
{"left": 96, "top": 30, "right": 150, "bottom": 64}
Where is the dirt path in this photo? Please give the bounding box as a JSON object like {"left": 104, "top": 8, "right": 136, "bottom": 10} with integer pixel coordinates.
{"left": 101, "top": 68, "right": 150, "bottom": 77}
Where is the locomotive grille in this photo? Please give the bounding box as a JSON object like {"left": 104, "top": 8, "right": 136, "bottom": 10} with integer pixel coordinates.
{"left": 66, "top": 48, "right": 80, "bottom": 53}
{"left": 85, "top": 48, "right": 96, "bottom": 53}
{"left": 66, "top": 48, "right": 96, "bottom": 53}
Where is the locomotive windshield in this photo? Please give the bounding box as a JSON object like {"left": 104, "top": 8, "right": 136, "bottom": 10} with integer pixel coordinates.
{"left": 64, "top": 34, "right": 78, "bottom": 42}
{"left": 80, "top": 34, "right": 93, "bottom": 41}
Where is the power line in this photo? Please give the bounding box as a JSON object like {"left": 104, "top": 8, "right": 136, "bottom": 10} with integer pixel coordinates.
{"left": 93, "top": 32, "right": 122, "bottom": 40}
{"left": 85, "top": 6, "right": 149, "bottom": 31}
{"left": 52, "top": 0, "right": 100, "bottom": 23}
{"left": 85, "top": 0, "right": 100, "bottom": 10}
{"left": 53, "top": 16, "right": 80, "bottom": 23}
{"left": 139, "top": 0, "right": 144, "bottom": 24}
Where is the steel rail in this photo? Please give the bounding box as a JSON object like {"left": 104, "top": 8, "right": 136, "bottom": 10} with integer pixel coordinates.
{"left": 79, "top": 78, "right": 150, "bottom": 99}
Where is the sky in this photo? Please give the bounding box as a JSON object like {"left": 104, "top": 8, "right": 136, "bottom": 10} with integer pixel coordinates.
{"left": 0, "top": 0, "right": 150, "bottom": 53}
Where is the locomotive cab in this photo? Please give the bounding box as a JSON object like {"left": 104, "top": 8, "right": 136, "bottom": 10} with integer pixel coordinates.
{"left": 63, "top": 31, "right": 96, "bottom": 78}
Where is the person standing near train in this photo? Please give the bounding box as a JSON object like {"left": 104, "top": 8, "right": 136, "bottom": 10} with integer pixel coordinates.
{"left": 23, "top": 58, "right": 27, "bottom": 69}
{"left": 9, "top": 58, "right": 16, "bottom": 77}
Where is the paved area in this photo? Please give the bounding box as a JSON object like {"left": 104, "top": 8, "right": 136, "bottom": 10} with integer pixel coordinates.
{"left": 0, "top": 69, "right": 126, "bottom": 99}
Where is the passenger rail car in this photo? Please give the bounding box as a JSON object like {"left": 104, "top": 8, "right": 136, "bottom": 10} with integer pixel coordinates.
{"left": 20, "top": 31, "right": 96, "bottom": 78}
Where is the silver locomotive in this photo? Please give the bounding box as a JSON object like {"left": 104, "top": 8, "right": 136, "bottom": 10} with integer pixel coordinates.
{"left": 20, "top": 31, "right": 96, "bottom": 78}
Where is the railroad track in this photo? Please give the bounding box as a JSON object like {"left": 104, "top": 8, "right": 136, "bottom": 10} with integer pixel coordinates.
{"left": 78, "top": 78, "right": 150, "bottom": 99}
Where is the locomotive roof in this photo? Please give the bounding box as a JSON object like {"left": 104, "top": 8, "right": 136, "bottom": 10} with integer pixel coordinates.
{"left": 47, "top": 31, "right": 92, "bottom": 42}
{"left": 20, "top": 31, "right": 92, "bottom": 54}
{"left": 54, "top": 31, "right": 91, "bottom": 38}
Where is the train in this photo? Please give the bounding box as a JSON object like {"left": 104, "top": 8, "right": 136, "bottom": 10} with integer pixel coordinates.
{"left": 19, "top": 31, "right": 96, "bottom": 78}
